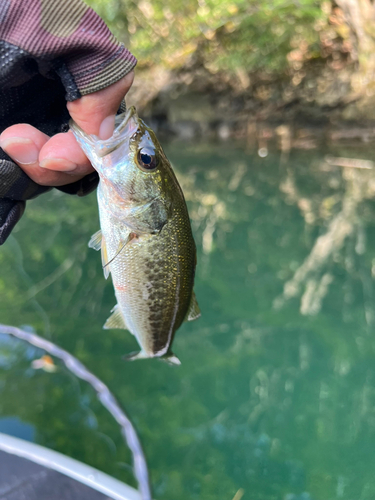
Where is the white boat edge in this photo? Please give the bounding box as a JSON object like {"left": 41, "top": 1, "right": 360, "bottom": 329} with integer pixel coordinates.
{"left": 0, "top": 432, "right": 141, "bottom": 500}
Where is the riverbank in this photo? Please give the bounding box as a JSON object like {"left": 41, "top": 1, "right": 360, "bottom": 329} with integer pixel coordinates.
{"left": 127, "top": 56, "right": 375, "bottom": 150}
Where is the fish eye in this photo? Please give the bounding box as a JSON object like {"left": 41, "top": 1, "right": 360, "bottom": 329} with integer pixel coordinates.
{"left": 137, "top": 147, "right": 158, "bottom": 171}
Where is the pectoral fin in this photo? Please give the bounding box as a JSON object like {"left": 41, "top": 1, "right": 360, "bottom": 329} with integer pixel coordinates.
{"left": 88, "top": 230, "right": 110, "bottom": 278}
{"left": 101, "top": 237, "right": 110, "bottom": 279}
{"left": 90, "top": 230, "right": 133, "bottom": 279}
{"left": 88, "top": 230, "right": 102, "bottom": 251}
{"left": 103, "top": 304, "right": 130, "bottom": 331}
{"left": 103, "top": 233, "right": 133, "bottom": 272}
{"left": 184, "top": 291, "right": 201, "bottom": 322}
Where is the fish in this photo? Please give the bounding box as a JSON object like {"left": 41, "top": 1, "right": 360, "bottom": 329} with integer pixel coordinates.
{"left": 70, "top": 106, "right": 200, "bottom": 365}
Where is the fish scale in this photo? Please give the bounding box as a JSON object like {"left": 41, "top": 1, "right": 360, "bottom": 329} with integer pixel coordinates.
{"left": 71, "top": 107, "right": 200, "bottom": 364}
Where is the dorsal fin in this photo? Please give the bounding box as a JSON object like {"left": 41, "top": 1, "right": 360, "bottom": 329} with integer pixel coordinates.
{"left": 184, "top": 291, "right": 201, "bottom": 322}
{"left": 103, "top": 304, "right": 129, "bottom": 330}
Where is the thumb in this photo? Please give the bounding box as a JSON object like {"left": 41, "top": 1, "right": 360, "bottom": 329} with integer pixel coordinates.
{"left": 66, "top": 71, "right": 134, "bottom": 140}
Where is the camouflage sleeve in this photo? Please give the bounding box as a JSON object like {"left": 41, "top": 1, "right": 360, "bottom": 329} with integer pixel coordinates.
{"left": 0, "top": 0, "right": 136, "bottom": 245}
{"left": 0, "top": 0, "right": 137, "bottom": 99}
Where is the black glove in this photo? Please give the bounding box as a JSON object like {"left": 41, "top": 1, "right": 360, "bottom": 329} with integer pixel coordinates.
{"left": 0, "top": 40, "right": 99, "bottom": 245}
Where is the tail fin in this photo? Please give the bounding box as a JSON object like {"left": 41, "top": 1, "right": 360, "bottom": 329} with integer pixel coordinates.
{"left": 122, "top": 350, "right": 181, "bottom": 366}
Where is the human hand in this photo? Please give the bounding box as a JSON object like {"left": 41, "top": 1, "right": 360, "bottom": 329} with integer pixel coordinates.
{"left": 0, "top": 71, "right": 134, "bottom": 188}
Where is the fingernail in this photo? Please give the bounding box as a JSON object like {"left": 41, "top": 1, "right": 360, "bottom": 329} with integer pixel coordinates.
{"left": 39, "top": 158, "right": 78, "bottom": 172}
{"left": 0, "top": 137, "right": 39, "bottom": 164}
{"left": 99, "top": 115, "right": 115, "bottom": 140}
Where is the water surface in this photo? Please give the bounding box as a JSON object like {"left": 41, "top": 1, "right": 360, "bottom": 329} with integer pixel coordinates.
{"left": 1, "top": 141, "right": 375, "bottom": 500}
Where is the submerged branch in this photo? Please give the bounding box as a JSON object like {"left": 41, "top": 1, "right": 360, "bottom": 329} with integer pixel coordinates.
{"left": 324, "top": 156, "right": 374, "bottom": 169}
{"left": 0, "top": 324, "right": 152, "bottom": 500}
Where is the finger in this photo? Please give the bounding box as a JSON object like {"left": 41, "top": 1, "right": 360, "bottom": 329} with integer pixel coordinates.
{"left": 0, "top": 124, "right": 93, "bottom": 186}
{"left": 39, "top": 131, "right": 93, "bottom": 176}
{"left": 67, "top": 71, "right": 134, "bottom": 139}
{"left": 0, "top": 124, "right": 49, "bottom": 165}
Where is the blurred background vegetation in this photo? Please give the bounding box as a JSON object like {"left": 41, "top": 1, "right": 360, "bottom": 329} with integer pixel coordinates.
{"left": 87, "top": 0, "right": 375, "bottom": 130}
{"left": 89, "top": 0, "right": 327, "bottom": 73}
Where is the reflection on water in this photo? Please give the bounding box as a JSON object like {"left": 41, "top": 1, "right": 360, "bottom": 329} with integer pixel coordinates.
{"left": 1, "top": 142, "right": 375, "bottom": 499}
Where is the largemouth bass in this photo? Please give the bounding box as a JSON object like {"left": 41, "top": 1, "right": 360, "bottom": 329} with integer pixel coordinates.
{"left": 70, "top": 107, "right": 200, "bottom": 365}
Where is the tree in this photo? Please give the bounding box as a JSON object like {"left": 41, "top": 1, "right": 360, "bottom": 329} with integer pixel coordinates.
{"left": 335, "top": 0, "right": 375, "bottom": 99}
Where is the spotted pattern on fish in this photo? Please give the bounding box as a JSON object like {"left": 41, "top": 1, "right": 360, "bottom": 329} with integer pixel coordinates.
{"left": 71, "top": 107, "right": 200, "bottom": 362}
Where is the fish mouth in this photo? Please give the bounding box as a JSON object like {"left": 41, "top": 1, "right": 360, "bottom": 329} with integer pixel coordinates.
{"left": 95, "top": 106, "right": 139, "bottom": 158}
{"left": 114, "top": 106, "right": 138, "bottom": 133}
{"left": 70, "top": 106, "right": 140, "bottom": 158}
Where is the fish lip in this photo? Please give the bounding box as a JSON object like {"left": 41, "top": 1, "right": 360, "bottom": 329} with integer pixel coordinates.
{"left": 70, "top": 106, "right": 139, "bottom": 158}
{"left": 95, "top": 106, "right": 139, "bottom": 157}
{"left": 113, "top": 106, "right": 138, "bottom": 135}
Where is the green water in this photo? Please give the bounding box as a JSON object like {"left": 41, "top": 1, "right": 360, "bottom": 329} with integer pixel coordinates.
{"left": 1, "top": 141, "right": 375, "bottom": 500}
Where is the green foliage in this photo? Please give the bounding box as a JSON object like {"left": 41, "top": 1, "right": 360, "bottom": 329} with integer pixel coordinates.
{"left": 86, "top": 0, "right": 328, "bottom": 74}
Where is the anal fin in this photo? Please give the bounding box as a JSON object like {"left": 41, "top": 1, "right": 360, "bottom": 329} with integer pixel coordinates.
{"left": 103, "top": 304, "right": 129, "bottom": 330}
{"left": 184, "top": 291, "right": 201, "bottom": 322}
{"left": 123, "top": 351, "right": 149, "bottom": 362}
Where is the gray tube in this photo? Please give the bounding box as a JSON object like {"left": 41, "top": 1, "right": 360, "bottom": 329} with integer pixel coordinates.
{"left": 0, "top": 324, "right": 152, "bottom": 500}
{"left": 0, "top": 432, "right": 141, "bottom": 500}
